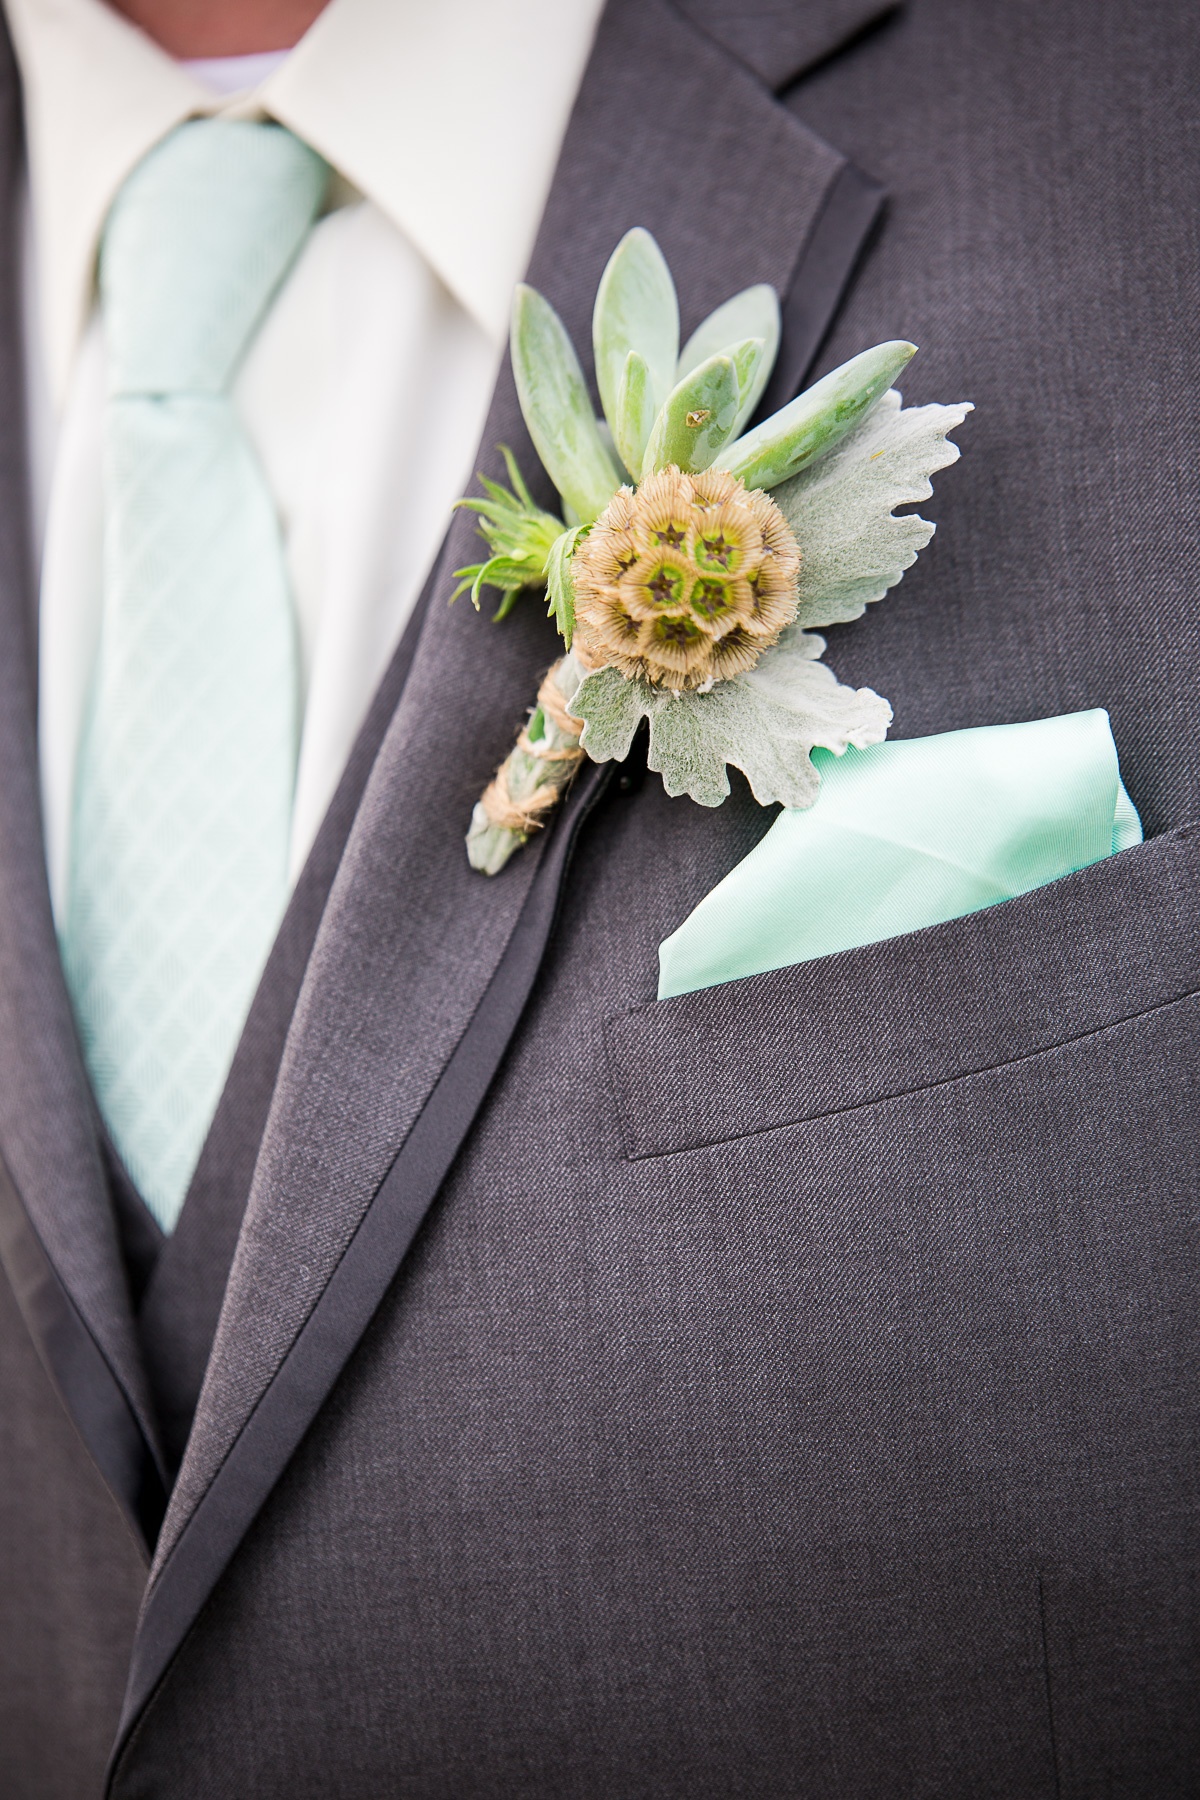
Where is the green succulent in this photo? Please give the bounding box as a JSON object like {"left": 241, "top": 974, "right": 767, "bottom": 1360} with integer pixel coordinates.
{"left": 460, "top": 226, "right": 971, "bottom": 877}
{"left": 459, "top": 226, "right": 917, "bottom": 623}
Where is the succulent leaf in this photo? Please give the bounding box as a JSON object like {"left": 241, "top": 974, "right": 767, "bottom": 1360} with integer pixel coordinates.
{"left": 730, "top": 337, "right": 766, "bottom": 403}
{"left": 677, "top": 283, "right": 781, "bottom": 435}
{"left": 567, "top": 626, "right": 891, "bottom": 810}
{"left": 511, "top": 284, "right": 624, "bottom": 524}
{"left": 642, "top": 341, "right": 763, "bottom": 476}
{"left": 774, "top": 390, "right": 973, "bottom": 629}
{"left": 612, "top": 350, "right": 658, "bottom": 477}
{"left": 715, "top": 340, "right": 916, "bottom": 492}
{"left": 593, "top": 228, "right": 679, "bottom": 449}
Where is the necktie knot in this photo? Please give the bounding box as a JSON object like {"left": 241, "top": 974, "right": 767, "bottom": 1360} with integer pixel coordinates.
{"left": 101, "top": 119, "right": 328, "bottom": 398}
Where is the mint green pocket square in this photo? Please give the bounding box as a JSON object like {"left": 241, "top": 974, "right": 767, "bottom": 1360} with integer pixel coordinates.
{"left": 657, "top": 709, "right": 1142, "bottom": 1000}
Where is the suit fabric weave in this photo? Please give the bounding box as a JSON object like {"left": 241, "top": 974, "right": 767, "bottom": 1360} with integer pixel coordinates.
{"left": 0, "top": 0, "right": 1197, "bottom": 1795}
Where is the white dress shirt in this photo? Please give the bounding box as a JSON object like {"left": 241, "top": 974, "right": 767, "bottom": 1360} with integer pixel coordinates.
{"left": 4, "top": 0, "right": 605, "bottom": 915}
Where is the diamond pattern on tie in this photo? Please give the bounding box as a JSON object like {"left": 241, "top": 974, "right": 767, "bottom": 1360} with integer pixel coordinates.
{"left": 60, "top": 123, "right": 328, "bottom": 1231}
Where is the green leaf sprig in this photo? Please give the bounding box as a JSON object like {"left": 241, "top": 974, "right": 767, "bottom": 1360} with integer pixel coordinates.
{"left": 451, "top": 446, "right": 566, "bottom": 620}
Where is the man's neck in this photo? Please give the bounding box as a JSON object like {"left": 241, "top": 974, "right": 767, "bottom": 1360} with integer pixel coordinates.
{"left": 101, "top": 0, "right": 327, "bottom": 57}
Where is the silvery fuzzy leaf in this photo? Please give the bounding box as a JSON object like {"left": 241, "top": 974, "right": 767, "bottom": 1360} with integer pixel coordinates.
{"left": 775, "top": 389, "right": 973, "bottom": 631}
{"left": 677, "top": 284, "right": 781, "bottom": 435}
{"left": 568, "top": 628, "right": 891, "bottom": 810}
{"left": 566, "top": 665, "right": 647, "bottom": 766}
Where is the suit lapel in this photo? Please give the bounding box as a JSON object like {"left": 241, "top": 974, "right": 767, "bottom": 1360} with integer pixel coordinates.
{"left": 0, "top": 20, "right": 167, "bottom": 1549}
{"left": 759, "top": 159, "right": 886, "bottom": 417}
{"left": 115, "top": 0, "right": 887, "bottom": 1754}
{"left": 135, "top": 539, "right": 446, "bottom": 1473}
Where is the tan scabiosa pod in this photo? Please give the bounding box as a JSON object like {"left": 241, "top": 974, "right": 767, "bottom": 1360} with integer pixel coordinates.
{"left": 572, "top": 465, "right": 801, "bottom": 690}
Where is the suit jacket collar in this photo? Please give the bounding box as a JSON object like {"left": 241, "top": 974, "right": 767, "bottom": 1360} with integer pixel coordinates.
{"left": 9, "top": 0, "right": 608, "bottom": 405}
{"left": 113, "top": 0, "right": 888, "bottom": 1768}
{"left": 675, "top": 0, "right": 900, "bottom": 93}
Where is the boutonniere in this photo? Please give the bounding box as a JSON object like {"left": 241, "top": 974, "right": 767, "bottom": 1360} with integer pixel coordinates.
{"left": 456, "top": 229, "right": 971, "bottom": 874}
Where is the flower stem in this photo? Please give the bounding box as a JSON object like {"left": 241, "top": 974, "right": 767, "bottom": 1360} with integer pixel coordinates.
{"left": 466, "top": 651, "right": 589, "bottom": 874}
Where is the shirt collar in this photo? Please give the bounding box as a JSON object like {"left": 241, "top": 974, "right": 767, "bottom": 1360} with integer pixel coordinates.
{"left": 5, "top": 0, "right": 606, "bottom": 406}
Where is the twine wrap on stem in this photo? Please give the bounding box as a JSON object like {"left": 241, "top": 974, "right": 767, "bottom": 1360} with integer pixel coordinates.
{"left": 467, "top": 651, "right": 590, "bottom": 874}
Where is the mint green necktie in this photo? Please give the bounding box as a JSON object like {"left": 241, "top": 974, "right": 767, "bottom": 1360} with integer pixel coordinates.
{"left": 61, "top": 122, "right": 328, "bottom": 1231}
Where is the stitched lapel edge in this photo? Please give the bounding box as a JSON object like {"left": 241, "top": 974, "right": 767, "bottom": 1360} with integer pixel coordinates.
{"left": 0, "top": 1151, "right": 165, "bottom": 1548}
{"left": 110, "top": 1, "right": 885, "bottom": 1770}
{"left": 758, "top": 159, "right": 887, "bottom": 416}
{"left": 110, "top": 757, "right": 613, "bottom": 1776}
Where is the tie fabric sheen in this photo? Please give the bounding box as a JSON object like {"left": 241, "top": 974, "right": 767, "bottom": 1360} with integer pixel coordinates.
{"left": 61, "top": 122, "right": 328, "bottom": 1232}
{"left": 657, "top": 709, "right": 1142, "bottom": 998}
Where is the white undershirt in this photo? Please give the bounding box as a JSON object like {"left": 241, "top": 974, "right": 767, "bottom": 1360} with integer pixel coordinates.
{"left": 6, "top": 0, "right": 606, "bottom": 916}
{"left": 182, "top": 51, "right": 291, "bottom": 96}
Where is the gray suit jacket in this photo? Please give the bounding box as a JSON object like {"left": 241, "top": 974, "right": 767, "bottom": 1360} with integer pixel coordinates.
{"left": 1, "top": 1, "right": 1197, "bottom": 1794}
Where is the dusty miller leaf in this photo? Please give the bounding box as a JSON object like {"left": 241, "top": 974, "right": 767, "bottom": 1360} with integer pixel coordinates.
{"left": 774, "top": 390, "right": 973, "bottom": 631}
{"left": 567, "top": 628, "right": 891, "bottom": 810}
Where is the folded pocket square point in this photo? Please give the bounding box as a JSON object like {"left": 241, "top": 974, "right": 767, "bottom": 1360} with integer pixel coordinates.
{"left": 657, "top": 709, "right": 1142, "bottom": 998}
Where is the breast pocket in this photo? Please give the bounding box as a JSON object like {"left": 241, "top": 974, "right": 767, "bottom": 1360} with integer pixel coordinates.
{"left": 604, "top": 826, "right": 1200, "bottom": 1161}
